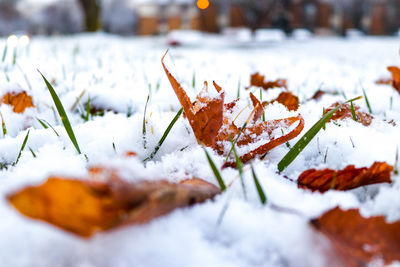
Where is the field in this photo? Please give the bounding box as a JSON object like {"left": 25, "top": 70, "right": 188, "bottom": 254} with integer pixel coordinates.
{"left": 0, "top": 34, "right": 400, "bottom": 267}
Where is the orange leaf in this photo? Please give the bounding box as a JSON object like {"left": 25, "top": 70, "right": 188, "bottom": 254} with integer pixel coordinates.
{"left": 324, "top": 102, "right": 373, "bottom": 126}
{"left": 249, "top": 72, "right": 287, "bottom": 90}
{"left": 7, "top": 168, "right": 220, "bottom": 237}
{"left": 310, "top": 90, "right": 326, "bottom": 101}
{"left": 263, "top": 91, "right": 299, "bottom": 111}
{"left": 387, "top": 66, "right": 400, "bottom": 93}
{"left": 1, "top": 91, "right": 34, "bottom": 113}
{"left": 162, "top": 51, "right": 304, "bottom": 164}
{"left": 298, "top": 161, "right": 393, "bottom": 193}
{"left": 311, "top": 207, "right": 400, "bottom": 265}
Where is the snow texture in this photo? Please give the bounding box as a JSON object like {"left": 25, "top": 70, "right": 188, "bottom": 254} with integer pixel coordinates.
{"left": 0, "top": 33, "right": 400, "bottom": 267}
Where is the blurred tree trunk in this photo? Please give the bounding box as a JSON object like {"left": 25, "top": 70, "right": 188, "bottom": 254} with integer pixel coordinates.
{"left": 78, "top": 0, "right": 101, "bottom": 31}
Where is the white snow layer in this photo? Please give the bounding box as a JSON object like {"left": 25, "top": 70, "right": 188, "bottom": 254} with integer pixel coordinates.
{"left": 0, "top": 33, "right": 399, "bottom": 267}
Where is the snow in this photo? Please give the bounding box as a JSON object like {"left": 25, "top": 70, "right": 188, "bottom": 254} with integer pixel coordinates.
{"left": 0, "top": 33, "right": 400, "bottom": 266}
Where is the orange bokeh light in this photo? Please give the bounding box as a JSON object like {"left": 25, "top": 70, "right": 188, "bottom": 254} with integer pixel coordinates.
{"left": 197, "top": 0, "right": 209, "bottom": 10}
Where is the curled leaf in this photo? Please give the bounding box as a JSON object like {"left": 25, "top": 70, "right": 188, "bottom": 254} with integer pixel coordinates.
{"left": 387, "top": 66, "right": 400, "bottom": 93}
{"left": 248, "top": 72, "right": 287, "bottom": 90}
{"left": 298, "top": 161, "right": 393, "bottom": 193}
{"left": 162, "top": 51, "right": 304, "bottom": 164}
{"left": 324, "top": 102, "right": 373, "bottom": 126}
{"left": 7, "top": 168, "right": 220, "bottom": 237}
{"left": 263, "top": 91, "right": 299, "bottom": 111}
{"left": 1, "top": 91, "right": 34, "bottom": 113}
{"left": 311, "top": 207, "right": 400, "bottom": 265}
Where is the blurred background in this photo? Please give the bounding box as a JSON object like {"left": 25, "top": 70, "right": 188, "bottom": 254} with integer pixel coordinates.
{"left": 0, "top": 0, "right": 399, "bottom": 36}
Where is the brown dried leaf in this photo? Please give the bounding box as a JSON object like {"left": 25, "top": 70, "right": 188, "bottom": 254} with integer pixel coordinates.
{"left": 387, "top": 66, "right": 400, "bottom": 93}
{"left": 310, "top": 90, "right": 326, "bottom": 101}
{"left": 1, "top": 91, "right": 34, "bottom": 113}
{"left": 263, "top": 91, "right": 299, "bottom": 111}
{"left": 162, "top": 52, "right": 304, "bottom": 164}
{"left": 311, "top": 207, "right": 400, "bottom": 266}
{"left": 7, "top": 169, "right": 220, "bottom": 237}
{"left": 298, "top": 161, "right": 393, "bottom": 193}
{"left": 162, "top": 52, "right": 224, "bottom": 148}
{"left": 324, "top": 102, "right": 373, "bottom": 126}
{"left": 249, "top": 72, "right": 287, "bottom": 90}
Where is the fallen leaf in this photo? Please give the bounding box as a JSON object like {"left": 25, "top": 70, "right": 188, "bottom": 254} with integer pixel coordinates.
{"left": 263, "top": 91, "right": 299, "bottom": 111}
{"left": 1, "top": 91, "right": 34, "bottom": 113}
{"left": 311, "top": 207, "right": 400, "bottom": 265}
{"left": 248, "top": 72, "right": 287, "bottom": 90}
{"left": 324, "top": 102, "right": 373, "bottom": 126}
{"left": 7, "top": 168, "right": 220, "bottom": 237}
{"left": 162, "top": 51, "right": 304, "bottom": 164}
{"left": 298, "top": 161, "right": 393, "bottom": 192}
{"left": 310, "top": 90, "right": 326, "bottom": 100}
{"left": 387, "top": 66, "right": 400, "bottom": 93}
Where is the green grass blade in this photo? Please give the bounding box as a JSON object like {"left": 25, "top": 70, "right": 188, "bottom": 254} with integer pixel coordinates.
{"left": 192, "top": 71, "right": 196, "bottom": 89}
{"left": 0, "top": 111, "right": 7, "bottom": 136}
{"left": 350, "top": 101, "right": 357, "bottom": 122}
{"left": 84, "top": 97, "right": 91, "bottom": 122}
{"left": 15, "top": 130, "right": 30, "bottom": 164}
{"left": 203, "top": 146, "right": 226, "bottom": 191}
{"left": 29, "top": 147, "right": 36, "bottom": 158}
{"left": 230, "top": 139, "right": 247, "bottom": 200}
{"left": 37, "top": 118, "right": 48, "bottom": 129}
{"left": 1, "top": 43, "right": 7, "bottom": 63}
{"left": 277, "top": 96, "right": 362, "bottom": 172}
{"left": 39, "top": 71, "right": 81, "bottom": 154}
{"left": 12, "top": 47, "right": 16, "bottom": 65}
{"left": 142, "top": 94, "right": 150, "bottom": 149}
{"left": 251, "top": 165, "right": 267, "bottom": 205}
{"left": 362, "top": 87, "right": 372, "bottom": 114}
{"left": 144, "top": 107, "right": 183, "bottom": 161}
{"left": 37, "top": 118, "right": 60, "bottom": 137}
{"left": 225, "top": 121, "right": 247, "bottom": 162}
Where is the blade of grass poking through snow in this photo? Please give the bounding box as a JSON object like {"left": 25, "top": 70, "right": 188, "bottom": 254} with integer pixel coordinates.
{"left": 84, "top": 97, "right": 90, "bottom": 122}
{"left": 0, "top": 111, "right": 7, "bottom": 136}
{"left": 225, "top": 106, "right": 257, "bottom": 162}
{"left": 142, "top": 94, "right": 150, "bottom": 149}
{"left": 36, "top": 118, "right": 59, "bottom": 137}
{"left": 144, "top": 107, "right": 183, "bottom": 161}
{"left": 361, "top": 86, "right": 373, "bottom": 114}
{"left": 15, "top": 130, "right": 30, "bottom": 164}
{"left": 277, "top": 96, "right": 362, "bottom": 172}
{"left": 251, "top": 165, "right": 267, "bottom": 205}
{"left": 12, "top": 47, "right": 16, "bottom": 65}
{"left": 39, "top": 71, "right": 81, "bottom": 154}
{"left": 192, "top": 71, "right": 196, "bottom": 89}
{"left": 230, "top": 139, "right": 247, "bottom": 200}
{"left": 203, "top": 146, "right": 226, "bottom": 191}
{"left": 29, "top": 147, "right": 36, "bottom": 158}
{"left": 350, "top": 101, "right": 357, "bottom": 122}
{"left": 1, "top": 43, "right": 7, "bottom": 63}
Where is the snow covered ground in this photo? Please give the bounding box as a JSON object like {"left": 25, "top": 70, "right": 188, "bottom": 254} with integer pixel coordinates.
{"left": 0, "top": 33, "right": 400, "bottom": 267}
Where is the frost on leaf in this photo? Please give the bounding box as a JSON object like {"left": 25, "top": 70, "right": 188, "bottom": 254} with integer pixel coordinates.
{"left": 298, "top": 162, "right": 393, "bottom": 193}
{"left": 162, "top": 51, "right": 304, "bottom": 164}
{"left": 311, "top": 207, "right": 400, "bottom": 266}
{"left": 7, "top": 167, "right": 220, "bottom": 237}
{"left": 1, "top": 91, "right": 34, "bottom": 113}
{"left": 248, "top": 72, "right": 287, "bottom": 90}
{"left": 263, "top": 91, "right": 299, "bottom": 111}
{"left": 324, "top": 102, "right": 373, "bottom": 126}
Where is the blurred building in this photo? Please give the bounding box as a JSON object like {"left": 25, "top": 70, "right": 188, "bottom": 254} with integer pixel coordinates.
{"left": 0, "top": 0, "right": 398, "bottom": 36}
